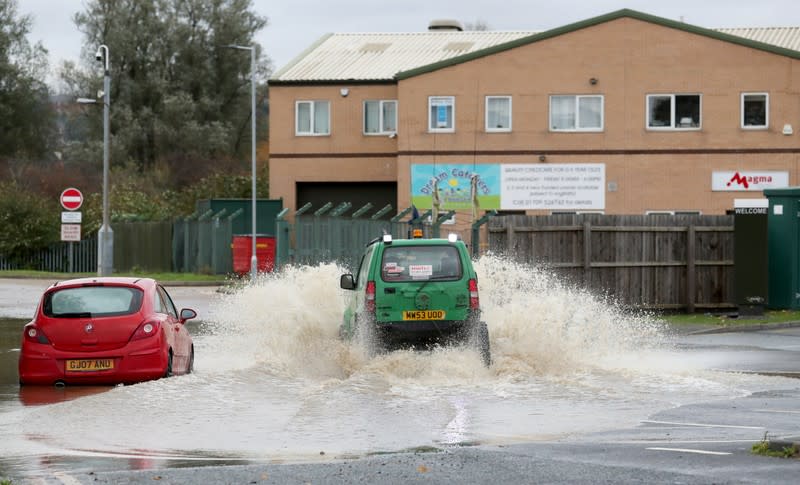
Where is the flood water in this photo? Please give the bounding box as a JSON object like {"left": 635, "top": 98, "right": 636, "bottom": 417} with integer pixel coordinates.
{"left": 0, "top": 257, "right": 794, "bottom": 479}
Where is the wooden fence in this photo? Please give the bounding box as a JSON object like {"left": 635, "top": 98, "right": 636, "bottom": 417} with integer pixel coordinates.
{"left": 487, "top": 214, "right": 735, "bottom": 311}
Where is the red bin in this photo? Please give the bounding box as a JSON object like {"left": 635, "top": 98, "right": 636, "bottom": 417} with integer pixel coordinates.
{"left": 231, "top": 235, "right": 275, "bottom": 274}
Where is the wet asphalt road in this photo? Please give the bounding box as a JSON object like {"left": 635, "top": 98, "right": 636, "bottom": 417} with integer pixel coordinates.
{"left": 2, "top": 278, "right": 800, "bottom": 484}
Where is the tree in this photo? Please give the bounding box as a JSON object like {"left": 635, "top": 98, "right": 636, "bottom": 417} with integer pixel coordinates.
{"left": 63, "top": 0, "right": 270, "bottom": 180}
{"left": 0, "top": 0, "right": 56, "bottom": 166}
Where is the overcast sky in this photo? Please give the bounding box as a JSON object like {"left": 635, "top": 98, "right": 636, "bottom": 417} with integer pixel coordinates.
{"left": 19, "top": 0, "right": 800, "bottom": 82}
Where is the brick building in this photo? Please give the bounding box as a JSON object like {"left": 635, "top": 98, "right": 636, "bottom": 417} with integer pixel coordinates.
{"left": 268, "top": 9, "right": 800, "bottom": 229}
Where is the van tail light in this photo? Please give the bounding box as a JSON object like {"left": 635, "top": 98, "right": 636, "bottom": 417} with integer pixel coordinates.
{"left": 24, "top": 325, "right": 50, "bottom": 344}
{"left": 131, "top": 321, "right": 161, "bottom": 341}
{"left": 468, "top": 278, "right": 480, "bottom": 310}
{"left": 365, "top": 280, "right": 376, "bottom": 315}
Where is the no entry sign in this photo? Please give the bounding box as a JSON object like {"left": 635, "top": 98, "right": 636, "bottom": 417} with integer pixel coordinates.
{"left": 60, "top": 188, "right": 83, "bottom": 211}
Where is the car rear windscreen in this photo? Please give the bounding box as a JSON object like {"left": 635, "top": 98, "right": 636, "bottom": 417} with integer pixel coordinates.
{"left": 381, "top": 245, "right": 462, "bottom": 282}
{"left": 44, "top": 286, "right": 144, "bottom": 317}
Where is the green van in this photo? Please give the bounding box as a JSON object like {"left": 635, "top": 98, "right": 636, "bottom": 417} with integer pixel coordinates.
{"left": 339, "top": 234, "right": 490, "bottom": 366}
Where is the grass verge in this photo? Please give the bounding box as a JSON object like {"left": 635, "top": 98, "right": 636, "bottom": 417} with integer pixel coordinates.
{"left": 0, "top": 270, "right": 224, "bottom": 283}
{"left": 659, "top": 309, "right": 800, "bottom": 327}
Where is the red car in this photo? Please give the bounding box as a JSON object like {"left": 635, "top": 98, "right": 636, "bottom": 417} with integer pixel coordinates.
{"left": 19, "top": 277, "right": 196, "bottom": 386}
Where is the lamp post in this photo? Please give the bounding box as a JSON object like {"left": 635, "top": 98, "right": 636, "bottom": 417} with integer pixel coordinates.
{"left": 224, "top": 44, "right": 258, "bottom": 280}
{"left": 79, "top": 45, "right": 113, "bottom": 276}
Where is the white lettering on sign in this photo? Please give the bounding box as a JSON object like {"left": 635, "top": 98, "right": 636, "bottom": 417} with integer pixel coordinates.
{"left": 500, "top": 163, "right": 605, "bottom": 210}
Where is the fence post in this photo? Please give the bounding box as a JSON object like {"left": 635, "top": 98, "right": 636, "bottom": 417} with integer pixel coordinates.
{"left": 390, "top": 206, "right": 411, "bottom": 238}
{"left": 432, "top": 210, "right": 455, "bottom": 238}
{"left": 506, "top": 218, "right": 514, "bottom": 254}
{"left": 294, "top": 203, "right": 313, "bottom": 265}
{"left": 583, "top": 221, "right": 592, "bottom": 286}
{"left": 275, "top": 208, "right": 290, "bottom": 270}
{"left": 687, "top": 224, "right": 696, "bottom": 313}
{"left": 182, "top": 211, "right": 198, "bottom": 273}
{"left": 471, "top": 210, "right": 496, "bottom": 258}
{"left": 210, "top": 209, "right": 227, "bottom": 274}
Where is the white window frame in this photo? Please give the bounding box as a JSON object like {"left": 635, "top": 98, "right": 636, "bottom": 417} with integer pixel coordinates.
{"left": 741, "top": 92, "right": 769, "bottom": 130}
{"left": 646, "top": 94, "right": 702, "bottom": 131}
{"left": 295, "top": 100, "right": 330, "bottom": 136}
{"left": 645, "top": 210, "right": 702, "bottom": 216}
{"left": 428, "top": 96, "right": 455, "bottom": 133}
{"left": 363, "top": 99, "right": 397, "bottom": 135}
{"left": 549, "top": 95, "right": 604, "bottom": 132}
{"left": 485, "top": 96, "right": 512, "bottom": 132}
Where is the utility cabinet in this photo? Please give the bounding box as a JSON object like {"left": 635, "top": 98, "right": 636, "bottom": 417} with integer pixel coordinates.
{"left": 763, "top": 188, "right": 800, "bottom": 309}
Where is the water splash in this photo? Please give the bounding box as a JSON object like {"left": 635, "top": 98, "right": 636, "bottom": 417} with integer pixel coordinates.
{"left": 202, "top": 255, "right": 667, "bottom": 381}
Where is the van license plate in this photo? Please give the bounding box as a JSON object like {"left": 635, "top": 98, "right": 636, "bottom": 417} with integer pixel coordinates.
{"left": 66, "top": 359, "right": 114, "bottom": 372}
{"left": 403, "top": 310, "right": 445, "bottom": 320}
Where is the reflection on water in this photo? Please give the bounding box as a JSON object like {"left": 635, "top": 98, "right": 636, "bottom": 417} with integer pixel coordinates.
{"left": 0, "top": 261, "right": 795, "bottom": 480}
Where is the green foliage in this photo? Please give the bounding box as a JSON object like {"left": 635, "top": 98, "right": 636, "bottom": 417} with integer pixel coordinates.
{"left": 752, "top": 433, "right": 799, "bottom": 458}
{"left": 62, "top": 0, "right": 270, "bottom": 176}
{"left": 0, "top": 0, "right": 57, "bottom": 161}
{"left": 0, "top": 182, "right": 59, "bottom": 258}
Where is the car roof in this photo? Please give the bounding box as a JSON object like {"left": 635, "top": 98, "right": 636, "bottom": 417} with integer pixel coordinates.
{"left": 48, "top": 276, "right": 156, "bottom": 290}
{"left": 379, "top": 238, "right": 463, "bottom": 247}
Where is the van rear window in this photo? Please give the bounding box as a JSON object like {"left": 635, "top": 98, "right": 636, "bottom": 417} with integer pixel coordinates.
{"left": 381, "top": 245, "right": 461, "bottom": 281}
{"left": 43, "top": 286, "right": 144, "bottom": 317}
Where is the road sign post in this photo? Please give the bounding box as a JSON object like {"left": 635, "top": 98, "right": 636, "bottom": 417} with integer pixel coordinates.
{"left": 60, "top": 188, "right": 83, "bottom": 274}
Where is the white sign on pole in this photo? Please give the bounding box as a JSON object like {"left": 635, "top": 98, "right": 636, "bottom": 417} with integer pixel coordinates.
{"left": 61, "top": 211, "right": 82, "bottom": 224}
{"left": 61, "top": 224, "right": 81, "bottom": 242}
{"left": 500, "top": 163, "right": 605, "bottom": 210}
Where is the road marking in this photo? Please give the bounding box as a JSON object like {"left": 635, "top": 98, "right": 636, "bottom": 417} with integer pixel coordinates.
{"left": 54, "top": 471, "right": 83, "bottom": 485}
{"left": 641, "top": 420, "right": 763, "bottom": 430}
{"left": 754, "top": 409, "right": 800, "bottom": 414}
{"left": 647, "top": 447, "right": 731, "bottom": 456}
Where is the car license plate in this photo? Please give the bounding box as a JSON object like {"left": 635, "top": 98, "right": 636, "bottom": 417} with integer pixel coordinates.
{"left": 66, "top": 359, "right": 114, "bottom": 372}
{"left": 403, "top": 310, "right": 445, "bottom": 320}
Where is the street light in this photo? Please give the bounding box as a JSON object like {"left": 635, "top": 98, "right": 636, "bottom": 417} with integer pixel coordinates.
{"left": 224, "top": 43, "right": 258, "bottom": 280}
{"left": 78, "top": 44, "right": 113, "bottom": 276}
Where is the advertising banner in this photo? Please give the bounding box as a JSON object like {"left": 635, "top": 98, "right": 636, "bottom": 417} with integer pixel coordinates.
{"left": 411, "top": 163, "right": 605, "bottom": 211}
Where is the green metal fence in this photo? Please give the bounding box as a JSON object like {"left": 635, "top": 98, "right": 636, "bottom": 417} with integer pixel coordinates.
{"left": 173, "top": 208, "right": 243, "bottom": 274}
{"left": 275, "top": 203, "right": 487, "bottom": 272}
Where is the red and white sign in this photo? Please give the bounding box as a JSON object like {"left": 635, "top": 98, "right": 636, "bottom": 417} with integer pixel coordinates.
{"left": 712, "top": 171, "right": 789, "bottom": 191}
{"left": 60, "top": 188, "right": 83, "bottom": 211}
{"left": 61, "top": 224, "right": 81, "bottom": 242}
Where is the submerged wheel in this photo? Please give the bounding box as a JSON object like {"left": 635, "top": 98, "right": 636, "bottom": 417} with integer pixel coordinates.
{"left": 163, "top": 350, "right": 174, "bottom": 378}
{"left": 187, "top": 346, "right": 194, "bottom": 374}
{"left": 475, "top": 322, "right": 491, "bottom": 367}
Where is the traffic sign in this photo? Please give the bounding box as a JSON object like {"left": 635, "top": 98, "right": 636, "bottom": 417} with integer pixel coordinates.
{"left": 62, "top": 211, "right": 82, "bottom": 223}
{"left": 60, "top": 188, "right": 83, "bottom": 211}
{"left": 61, "top": 224, "right": 81, "bottom": 242}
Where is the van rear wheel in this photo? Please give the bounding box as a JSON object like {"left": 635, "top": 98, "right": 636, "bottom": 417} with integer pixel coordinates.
{"left": 469, "top": 322, "right": 491, "bottom": 367}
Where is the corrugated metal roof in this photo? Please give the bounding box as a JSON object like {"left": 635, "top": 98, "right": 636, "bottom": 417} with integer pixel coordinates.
{"left": 271, "top": 31, "right": 537, "bottom": 82}
{"left": 271, "top": 24, "right": 800, "bottom": 83}
{"left": 716, "top": 27, "right": 800, "bottom": 52}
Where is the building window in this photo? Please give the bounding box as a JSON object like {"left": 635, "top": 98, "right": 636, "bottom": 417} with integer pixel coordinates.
{"left": 364, "top": 100, "right": 397, "bottom": 135}
{"left": 742, "top": 93, "right": 768, "bottom": 129}
{"left": 428, "top": 96, "right": 455, "bottom": 132}
{"left": 647, "top": 94, "right": 701, "bottom": 130}
{"left": 486, "top": 96, "right": 512, "bottom": 132}
{"left": 296, "top": 100, "right": 330, "bottom": 135}
{"left": 549, "top": 95, "right": 603, "bottom": 131}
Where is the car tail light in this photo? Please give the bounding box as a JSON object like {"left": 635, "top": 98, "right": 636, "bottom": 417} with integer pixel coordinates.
{"left": 468, "top": 278, "right": 480, "bottom": 310}
{"left": 131, "top": 321, "right": 160, "bottom": 341}
{"left": 24, "top": 325, "right": 50, "bottom": 344}
{"left": 365, "top": 280, "right": 376, "bottom": 315}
